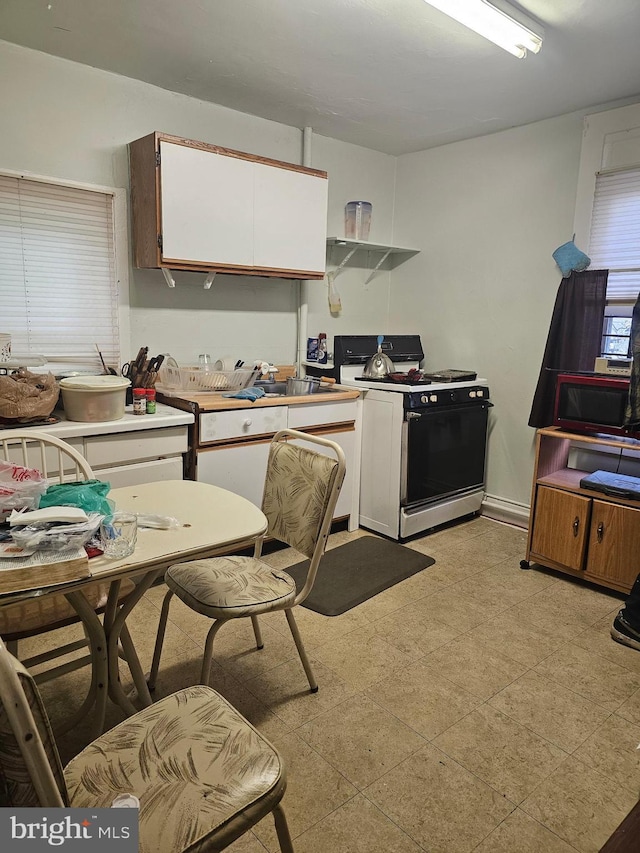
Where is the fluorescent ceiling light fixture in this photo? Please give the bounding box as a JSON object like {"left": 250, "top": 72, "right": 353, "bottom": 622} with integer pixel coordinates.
{"left": 423, "top": 0, "right": 543, "bottom": 58}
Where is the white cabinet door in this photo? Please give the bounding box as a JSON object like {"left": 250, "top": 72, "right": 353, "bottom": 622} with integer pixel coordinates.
{"left": 160, "top": 142, "right": 253, "bottom": 266}
{"left": 197, "top": 442, "right": 270, "bottom": 509}
{"left": 253, "top": 162, "right": 327, "bottom": 274}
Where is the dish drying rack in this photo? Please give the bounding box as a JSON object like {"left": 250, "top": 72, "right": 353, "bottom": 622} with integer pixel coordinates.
{"left": 157, "top": 363, "right": 259, "bottom": 395}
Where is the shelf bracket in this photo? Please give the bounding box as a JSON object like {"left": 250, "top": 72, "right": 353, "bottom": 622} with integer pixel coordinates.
{"left": 203, "top": 271, "right": 216, "bottom": 290}
{"left": 161, "top": 268, "right": 176, "bottom": 288}
{"left": 364, "top": 249, "right": 392, "bottom": 285}
{"left": 331, "top": 245, "right": 359, "bottom": 280}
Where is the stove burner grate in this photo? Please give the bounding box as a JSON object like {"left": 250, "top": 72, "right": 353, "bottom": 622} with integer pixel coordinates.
{"left": 421, "top": 370, "right": 477, "bottom": 383}
{"left": 354, "top": 375, "right": 431, "bottom": 385}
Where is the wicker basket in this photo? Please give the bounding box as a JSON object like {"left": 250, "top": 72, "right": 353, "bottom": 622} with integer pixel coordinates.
{"left": 157, "top": 364, "right": 259, "bottom": 395}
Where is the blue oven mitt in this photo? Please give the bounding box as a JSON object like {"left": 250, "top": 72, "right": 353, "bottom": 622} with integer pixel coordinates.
{"left": 222, "top": 387, "right": 266, "bottom": 401}
{"left": 552, "top": 240, "right": 591, "bottom": 277}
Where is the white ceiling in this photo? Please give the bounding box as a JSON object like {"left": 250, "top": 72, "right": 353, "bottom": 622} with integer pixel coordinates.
{"left": 2, "top": 0, "right": 640, "bottom": 155}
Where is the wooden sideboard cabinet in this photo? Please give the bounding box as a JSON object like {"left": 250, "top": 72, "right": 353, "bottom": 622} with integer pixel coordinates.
{"left": 524, "top": 427, "right": 640, "bottom": 593}
{"left": 129, "top": 132, "right": 328, "bottom": 280}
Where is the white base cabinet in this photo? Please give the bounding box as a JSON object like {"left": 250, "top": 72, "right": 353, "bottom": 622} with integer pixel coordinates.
{"left": 194, "top": 400, "right": 360, "bottom": 530}
{"left": 8, "top": 406, "right": 193, "bottom": 488}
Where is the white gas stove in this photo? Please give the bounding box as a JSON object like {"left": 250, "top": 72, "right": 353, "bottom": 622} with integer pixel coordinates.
{"left": 321, "top": 335, "right": 492, "bottom": 540}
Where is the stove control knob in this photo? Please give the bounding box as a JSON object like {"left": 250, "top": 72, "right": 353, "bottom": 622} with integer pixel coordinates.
{"left": 469, "top": 390, "right": 476, "bottom": 398}
{"left": 476, "top": 389, "right": 484, "bottom": 397}
{"left": 421, "top": 395, "right": 429, "bottom": 404}
{"left": 430, "top": 394, "right": 438, "bottom": 402}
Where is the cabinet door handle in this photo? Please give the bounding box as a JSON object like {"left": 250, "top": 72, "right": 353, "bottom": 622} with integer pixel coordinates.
{"left": 572, "top": 516, "right": 580, "bottom": 537}
{"left": 597, "top": 521, "right": 605, "bottom": 543}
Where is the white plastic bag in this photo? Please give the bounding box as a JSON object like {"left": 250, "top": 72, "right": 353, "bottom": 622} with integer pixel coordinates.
{"left": 10, "top": 512, "right": 102, "bottom": 551}
{"left": 0, "top": 460, "right": 48, "bottom": 521}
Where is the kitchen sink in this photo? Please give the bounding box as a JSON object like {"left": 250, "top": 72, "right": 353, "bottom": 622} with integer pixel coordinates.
{"left": 254, "top": 381, "right": 339, "bottom": 396}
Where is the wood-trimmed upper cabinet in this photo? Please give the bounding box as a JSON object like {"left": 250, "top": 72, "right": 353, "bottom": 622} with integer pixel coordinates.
{"left": 129, "top": 132, "right": 328, "bottom": 279}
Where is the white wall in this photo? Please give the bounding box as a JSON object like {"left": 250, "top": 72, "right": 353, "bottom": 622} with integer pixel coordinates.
{"left": 393, "top": 112, "right": 587, "bottom": 510}
{"left": 307, "top": 135, "right": 398, "bottom": 346}
{"left": 0, "top": 40, "right": 397, "bottom": 368}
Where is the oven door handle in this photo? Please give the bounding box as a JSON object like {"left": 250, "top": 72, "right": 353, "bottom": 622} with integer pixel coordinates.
{"left": 408, "top": 400, "right": 493, "bottom": 418}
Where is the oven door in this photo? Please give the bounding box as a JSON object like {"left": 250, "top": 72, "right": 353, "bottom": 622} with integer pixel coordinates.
{"left": 401, "top": 401, "right": 491, "bottom": 506}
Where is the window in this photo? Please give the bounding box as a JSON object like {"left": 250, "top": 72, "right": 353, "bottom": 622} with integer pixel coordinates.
{"left": 588, "top": 166, "right": 640, "bottom": 357}
{"left": 0, "top": 174, "right": 121, "bottom": 364}
{"left": 602, "top": 304, "right": 632, "bottom": 357}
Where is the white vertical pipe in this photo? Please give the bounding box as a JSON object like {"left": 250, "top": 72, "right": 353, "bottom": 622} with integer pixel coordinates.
{"left": 297, "top": 126, "right": 313, "bottom": 375}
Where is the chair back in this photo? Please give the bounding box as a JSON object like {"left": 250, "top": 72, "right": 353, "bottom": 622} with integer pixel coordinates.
{"left": 0, "top": 638, "right": 68, "bottom": 807}
{"left": 262, "top": 429, "right": 346, "bottom": 603}
{"left": 0, "top": 429, "right": 94, "bottom": 483}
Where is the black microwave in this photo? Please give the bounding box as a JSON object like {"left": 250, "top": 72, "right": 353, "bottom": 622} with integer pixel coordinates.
{"left": 554, "top": 373, "right": 636, "bottom": 438}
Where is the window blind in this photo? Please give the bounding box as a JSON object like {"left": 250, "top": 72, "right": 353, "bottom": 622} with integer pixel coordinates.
{"left": 0, "top": 175, "right": 119, "bottom": 362}
{"left": 589, "top": 166, "right": 640, "bottom": 301}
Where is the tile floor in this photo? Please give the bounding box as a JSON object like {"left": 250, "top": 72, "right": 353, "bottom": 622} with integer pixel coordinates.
{"left": 23, "top": 516, "right": 640, "bottom": 853}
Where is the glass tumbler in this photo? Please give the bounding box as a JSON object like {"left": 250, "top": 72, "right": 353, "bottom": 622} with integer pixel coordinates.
{"left": 100, "top": 511, "right": 138, "bottom": 558}
{"left": 345, "top": 201, "right": 372, "bottom": 240}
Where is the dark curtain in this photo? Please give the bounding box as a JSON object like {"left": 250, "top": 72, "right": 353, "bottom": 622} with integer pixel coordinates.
{"left": 624, "top": 291, "right": 640, "bottom": 427}
{"left": 528, "top": 269, "right": 608, "bottom": 428}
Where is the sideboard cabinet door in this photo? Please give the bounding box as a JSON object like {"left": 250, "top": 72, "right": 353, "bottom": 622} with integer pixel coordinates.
{"left": 530, "top": 485, "right": 591, "bottom": 571}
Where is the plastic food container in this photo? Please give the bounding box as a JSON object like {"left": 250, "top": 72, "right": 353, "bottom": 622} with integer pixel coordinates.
{"left": 59, "top": 375, "right": 130, "bottom": 422}
{"left": 345, "top": 201, "right": 372, "bottom": 240}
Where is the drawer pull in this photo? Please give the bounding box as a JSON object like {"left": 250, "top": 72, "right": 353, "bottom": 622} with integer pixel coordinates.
{"left": 243, "top": 418, "right": 253, "bottom": 428}
{"left": 572, "top": 516, "right": 580, "bottom": 537}
{"left": 597, "top": 521, "right": 605, "bottom": 543}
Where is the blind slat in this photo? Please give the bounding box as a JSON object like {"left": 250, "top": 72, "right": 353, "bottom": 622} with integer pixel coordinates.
{"left": 0, "top": 175, "right": 119, "bottom": 362}
{"left": 589, "top": 167, "right": 640, "bottom": 301}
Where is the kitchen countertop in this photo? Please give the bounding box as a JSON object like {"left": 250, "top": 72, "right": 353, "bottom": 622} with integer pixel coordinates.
{"left": 1, "top": 402, "right": 194, "bottom": 439}
{"left": 156, "top": 384, "right": 360, "bottom": 412}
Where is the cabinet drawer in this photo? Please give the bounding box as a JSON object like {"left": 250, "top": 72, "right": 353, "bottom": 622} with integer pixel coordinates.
{"left": 98, "top": 457, "right": 184, "bottom": 489}
{"left": 200, "top": 407, "right": 287, "bottom": 444}
{"left": 530, "top": 485, "right": 591, "bottom": 571}
{"left": 288, "top": 401, "right": 357, "bottom": 429}
{"left": 83, "top": 427, "right": 188, "bottom": 467}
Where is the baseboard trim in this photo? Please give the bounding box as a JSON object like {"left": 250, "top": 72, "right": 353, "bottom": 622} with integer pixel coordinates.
{"left": 482, "top": 494, "right": 530, "bottom": 529}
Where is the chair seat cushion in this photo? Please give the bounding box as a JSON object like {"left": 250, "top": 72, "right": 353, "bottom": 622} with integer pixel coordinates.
{"left": 165, "top": 556, "right": 297, "bottom": 618}
{"left": 0, "top": 579, "right": 137, "bottom": 640}
{"left": 64, "top": 686, "right": 285, "bottom": 853}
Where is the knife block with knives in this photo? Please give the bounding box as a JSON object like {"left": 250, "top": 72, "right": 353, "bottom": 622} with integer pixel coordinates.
{"left": 123, "top": 348, "right": 165, "bottom": 392}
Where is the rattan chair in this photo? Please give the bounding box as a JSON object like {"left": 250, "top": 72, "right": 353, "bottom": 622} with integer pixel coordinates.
{"left": 150, "top": 429, "right": 346, "bottom": 693}
{"left": 0, "top": 430, "right": 140, "bottom": 731}
{"left": 0, "top": 637, "right": 294, "bottom": 852}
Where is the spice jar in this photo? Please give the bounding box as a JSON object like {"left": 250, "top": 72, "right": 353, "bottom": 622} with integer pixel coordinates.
{"left": 132, "top": 388, "right": 147, "bottom": 415}
{"left": 146, "top": 388, "right": 157, "bottom": 414}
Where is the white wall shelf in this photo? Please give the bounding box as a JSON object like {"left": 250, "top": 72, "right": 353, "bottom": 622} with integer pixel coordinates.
{"left": 326, "top": 237, "right": 420, "bottom": 284}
